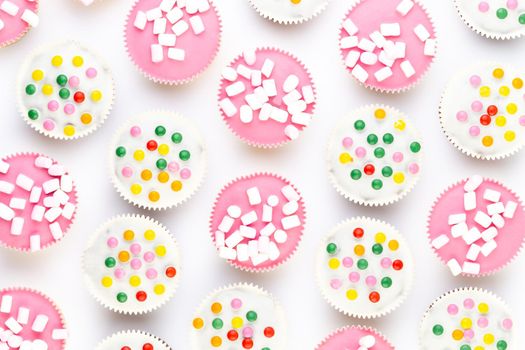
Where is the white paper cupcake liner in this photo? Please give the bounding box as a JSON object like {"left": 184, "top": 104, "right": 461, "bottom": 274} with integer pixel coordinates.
{"left": 315, "top": 324, "right": 395, "bottom": 350}
{"left": 247, "top": 0, "right": 329, "bottom": 25}
{"left": 95, "top": 329, "right": 172, "bottom": 350}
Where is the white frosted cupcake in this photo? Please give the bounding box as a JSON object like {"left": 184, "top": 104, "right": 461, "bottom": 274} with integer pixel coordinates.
{"left": 96, "top": 330, "right": 171, "bottom": 350}
{"left": 248, "top": 0, "right": 329, "bottom": 24}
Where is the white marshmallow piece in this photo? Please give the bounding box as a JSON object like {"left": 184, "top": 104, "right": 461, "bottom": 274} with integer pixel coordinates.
{"left": 262, "top": 205, "right": 273, "bottom": 222}
{"left": 239, "top": 225, "right": 256, "bottom": 239}
{"left": 400, "top": 60, "right": 416, "bottom": 78}
{"left": 260, "top": 223, "right": 276, "bottom": 237}
{"left": 243, "top": 48, "right": 257, "bottom": 66}
{"left": 166, "top": 7, "right": 183, "bottom": 23}
{"left": 359, "top": 335, "right": 376, "bottom": 348}
{"left": 464, "top": 175, "right": 482, "bottom": 192}
{"left": 462, "top": 261, "right": 480, "bottom": 275}
{"left": 481, "top": 227, "right": 498, "bottom": 242}
{"left": 167, "top": 48, "right": 185, "bottom": 61}
{"left": 424, "top": 39, "right": 437, "bottom": 56}
{"left": 60, "top": 175, "right": 73, "bottom": 193}
{"left": 32, "top": 314, "right": 49, "bottom": 333}
{"left": 474, "top": 211, "right": 492, "bottom": 228}
{"left": 9, "top": 197, "right": 25, "bottom": 210}
{"left": 0, "top": 203, "right": 15, "bottom": 221}
{"left": 261, "top": 59, "right": 275, "bottom": 78}
{"left": 17, "top": 307, "right": 29, "bottom": 324}
{"left": 219, "top": 98, "right": 237, "bottom": 117}
{"left": 258, "top": 103, "right": 272, "bottom": 121}
{"left": 269, "top": 107, "right": 288, "bottom": 123}
{"left": 225, "top": 230, "right": 243, "bottom": 248}
{"left": 31, "top": 205, "right": 45, "bottom": 222}
{"left": 431, "top": 234, "right": 449, "bottom": 249}
{"left": 291, "top": 112, "right": 312, "bottom": 126}
{"left": 189, "top": 15, "right": 205, "bottom": 35}
{"left": 29, "top": 186, "right": 42, "bottom": 203}
{"left": 226, "top": 81, "right": 245, "bottom": 97}
{"left": 464, "top": 191, "right": 477, "bottom": 211}
{"left": 241, "top": 211, "right": 257, "bottom": 226}
{"left": 49, "top": 222, "right": 63, "bottom": 240}
{"left": 487, "top": 202, "right": 505, "bottom": 216}
{"left": 52, "top": 329, "right": 68, "bottom": 340}
{"left": 396, "top": 0, "right": 414, "bottom": 16}
{"left": 262, "top": 79, "right": 277, "bottom": 97}
{"left": 414, "top": 24, "right": 431, "bottom": 41}
{"left": 30, "top": 235, "right": 41, "bottom": 252}
{"left": 378, "top": 50, "right": 395, "bottom": 67}
{"left": 301, "top": 85, "right": 315, "bottom": 104}
{"left": 369, "top": 31, "right": 387, "bottom": 48}
{"left": 227, "top": 205, "right": 241, "bottom": 218}
{"left": 360, "top": 52, "right": 377, "bottom": 65}
{"left": 15, "top": 174, "right": 33, "bottom": 191}
{"left": 221, "top": 67, "right": 238, "bottom": 81}
{"left": 462, "top": 227, "right": 481, "bottom": 245}
{"left": 448, "top": 213, "right": 466, "bottom": 225}
{"left": 153, "top": 17, "right": 167, "bottom": 34}
{"left": 342, "top": 18, "right": 358, "bottom": 35}
{"left": 450, "top": 222, "right": 468, "bottom": 238}
{"left": 491, "top": 214, "right": 505, "bottom": 229}
{"left": 357, "top": 38, "right": 376, "bottom": 52}
{"left": 483, "top": 189, "right": 501, "bottom": 202}
{"left": 35, "top": 156, "right": 52, "bottom": 169}
{"left": 172, "top": 19, "right": 189, "bottom": 35}
{"left": 10, "top": 217, "right": 24, "bottom": 236}
{"left": 246, "top": 187, "right": 262, "bottom": 205}
{"left": 21, "top": 9, "right": 39, "bottom": 27}
{"left": 42, "top": 179, "right": 60, "bottom": 194}
{"left": 447, "top": 259, "right": 462, "bottom": 276}
{"left": 0, "top": 160, "right": 9, "bottom": 173}
{"left": 146, "top": 7, "right": 162, "bottom": 21}
{"left": 5, "top": 317, "right": 22, "bottom": 334}
{"left": 481, "top": 240, "right": 498, "bottom": 257}
{"left": 352, "top": 64, "right": 369, "bottom": 83}
{"left": 345, "top": 50, "right": 360, "bottom": 68}
{"left": 218, "top": 215, "right": 234, "bottom": 233}
{"left": 45, "top": 207, "right": 62, "bottom": 223}
{"left": 151, "top": 44, "right": 164, "bottom": 63}
{"left": 281, "top": 215, "right": 301, "bottom": 230}
{"left": 251, "top": 70, "right": 262, "bottom": 87}
{"left": 374, "top": 67, "right": 393, "bottom": 82}
{"left": 215, "top": 231, "right": 225, "bottom": 247}
{"left": 0, "top": 295, "right": 12, "bottom": 313}
{"left": 0, "top": 1, "right": 19, "bottom": 16}
{"left": 285, "top": 125, "right": 300, "bottom": 140}
{"left": 239, "top": 105, "right": 253, "bottom": 124}
{"left": 0, "top": 181, "right": 14, "bottom": 194}
{"left": 340, "top": 36, "right": 359, "bottom": 49}
{"left": 236, "top": 244, "right": 249, "bottom": 262}
{"left": 158, "top": 33, "right": 176, "bottom": 46}
{"left": 283, "top": 75, "right": 299, "bottom": 93}
{"left": 503, "top": 201, "right": 518, "bottom": 219}
{"left": 380, "top": 23, "right": 401, "bottom": 36}
{"left": 274, "top": 229, "right": 288, "bottom": 244}
{"left": 160, "top": 0, "right": 176, "bottom": 12}
{"left": 281, "top": 185, "right": 300, "bottom": 201}
{"left": 61, "top": 203, "right": 76, "bottom": 220}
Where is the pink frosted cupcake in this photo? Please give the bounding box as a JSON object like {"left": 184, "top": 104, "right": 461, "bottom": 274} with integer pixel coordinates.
{"left": 0, "top": 0, "right": 39, "bottom": 48}
{"left": 210, "top": 173, "right": 306, "bottom": 272}
{"left": 0, "top": 153, "right": 78, "bottom": 252}
{"left": 316, "top": 326, "right": 394, "bottom": 350}
{"left": 339, "top": 0, "right": 436, "bottom": 93}
{"left": 0, "top": 287, "right": 68, "bottom": 349}
{"left": 427, "top": 175, "right": 525, "bottom": 277}
{"left": 125, "top": 0, "right": 221, "bottom": 85}
{"left": 218, "top": 47, "right": 317, "bottom": 147}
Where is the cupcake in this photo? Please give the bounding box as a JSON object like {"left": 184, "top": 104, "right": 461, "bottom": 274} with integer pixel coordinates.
{"left": 0, "top": 0, "right": 39, "bottom": 48}
{"left": 440, "top": 62, "right": 525, "bottom": 160}
{"left": 16, "top": 41, "right": 114, "bottom": 140}
{"left": 427, "top": 175, "right": 525, "bottom": 277}
{"left": 210, "top": 173, "right": 306, "bottom": 272}
{"left": 0, "top": 287, "right": 68, "bottom": 349}
{"left": 316, "top": 325, "right": 395, "bottom": 350}
{"left": 248, "top": 0, "right": 329, "bottom": 25}
{"left": 125, "top": 0, "right": 221, "bottom": 85}
{"left": 339, "top": 0, "right": 436, "bottom": 93}
{"left": 454, "top": 0, "right": 525, "bottom": 40}
{"left": 0, "top": 152, "right": 78, "bottom": 252}
{"left": 190, "top": 283, "right": 286, "bottom": 349}
{"left": 96, "top": 330, "right": 171, "bottom": 350}
{"left": 316, "top": 217, "right": 414, "bottom": 319}
{"left": 327, "top": 105, "right": 423, "bottom": 206}
{"left": 420, "top": 288, "right": 516, "bottom": 349}
{"left": 218, "top": 47, "right": 316, "bottom": 147}
{"left": 109, "top": 111, "right": 207, "bottom": 210}
{"left": 82, "top": 214, "right": 180, "bottom": 314}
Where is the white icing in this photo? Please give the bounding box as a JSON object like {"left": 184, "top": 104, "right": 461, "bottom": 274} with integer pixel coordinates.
{"left": 441, "top": 62, "right": 525, "bottom": 159}
{"left": 327, "top": 105, "right": 423, "bottom": 205}
{"left": 420, "top": 289, "right": 516, "bottom": 349}
{"left": 316, "top": 218, "right": 413, "bottom": 318}
{"left": 249, "top": 0, "right": 328, "bottom": 23}
{"left": 17, "top": 41, "right": 114, "bottom": 139}
{"left": 110, "top": 111, "right": 207, "bottom": 209}
{"left": 83, "top": 215, "right": 180, "bottom": 314}
{"left": 190, "top": 284, "right": 287, "bottom": 350}
{"left": 96, "top": 330, "right": 170, "bottom": 350}
{"left": 456, "top": 0, "right": 525, "bottom": 38}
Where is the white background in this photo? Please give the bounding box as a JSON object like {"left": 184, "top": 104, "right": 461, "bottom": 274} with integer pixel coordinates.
{"left": 1, "top": 0, "right": 524, "bottom": 348}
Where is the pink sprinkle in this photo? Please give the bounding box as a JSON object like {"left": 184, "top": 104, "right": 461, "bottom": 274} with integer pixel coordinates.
{"left": 463, "top": 298, "right": 475, "bottom": 309}
{"left": 114, "top": 268, "right": 125, "bottom": 279}
{"left": 408, "top": 163, "right": 420, "bottom": 174}
{"left": 146, "top": 268, "right": 158, "bottom": 279}
{"left": 381, "top": 257, "right": 392, "bottom": 268}
{"left": 502, "top": 318, "right": 513, "bottom": 330}
{"left": 121, "top": 166, "right": 133, "bottom": 178}
{"left": 342, "top": 257, "right": 353, "bottom": 268}
{"left": 107, "top": 237, "right": 118, "bottom": 248}
{"left": 130, "top": 258, "right": 142, "bottom": 270}
{"left": 86, "top": 67, "right": 98, "bottom": 78}
{"left": 365, "top": 275, "right": 377, "bottom": 287}
{"left": 463, "top": 329, "right": 474, "bottom": 340}
{"left": 130, "top": 126, "right": 141, "bottom": 137}
{"left": 330, "top": 279, "right": 342, "bottom": 289}
{"left": 64, "top": 103, "right": 75, "bottom": 115}
{"left": 180, "top": 168, "right": 191, "bottom": 179}
{"left": 342, "top": 137, "right": 353, "bottom": 148}
{"left": 477, "top": 317, "right": 489, "bottom": 328}
{"left": 507, "top": 0, "right": 518, "bottom": 10}
{"left": 168, "top": 161, "right": 180, "bottom": 173}
{"left": 242, "top": 327, "right": 254, "bottom": 338}
{"left": 470, "top": 74, "right": 482, "bottom": 86}
{"left": 348, "top": 272, "right": 360, "bottom": 283}
{"left": 392, "top": 152, "right": 404, "bottom": 163}
{"left": 471, "top": 101, "right": 483, "bottom": 112}
{"left": 43, "top": 119, "right": 55, "bottom": 131}
{"left": 456, "top": 111, "right": 468, "bottom": 122}
{"left": 130, "top": 243, "right": 142, "bottom": 255}
{"left": 144, "top": 251, "right": 155, "bottom": 262}
{"left": 447, "top": 304, "right": 459, "bottom": 315}
{"left": 47, "top": 100, "right": 59, "bottom": 112}
{"left": 469, "top": 126, "right": 480, "bottom": 137}
{"left": 519, "top": 116, "right": 525, "bottom": 126}
{"left": 355, "top": 147, "right": 366, "bottom": 158}
{"left": 231, "top": 298, "right": 242, "bottom": 309}
{"left": 69, "top": 76, "right": 80, "bottom": 88}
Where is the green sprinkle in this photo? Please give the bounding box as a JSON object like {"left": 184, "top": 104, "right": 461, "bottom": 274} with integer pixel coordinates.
{"left": 28, "top": 109, "right": 39, "bottom": 120}
{"left": 156, "top": 158, "right": 167, "bottom": 170}
{"left": 382, "top": 133, "right": 394, "bottom": 144}
{"left": 56, "top": 74, "right": 68, "bottom": 87}
{"left": 497, "top": 340, "right": 508, "bottom": 350}
{"left": 367, "top": 134, "right": 378, "bottom": 145}
{"left": 246, "top": 310, "right": 257, "bottom": 322}
{"left": 59, "top": 88, "right": 70, "bottom": 99}
{"left": 372, "top": 243, "right": 383, "bottom": 255}
{"left": 171, "top": 132, "right": 183, "bottom": 144}
{"left": 115, "top": 146, "right": 126, "bottom": 157}
{"left": 116, "top": 292, "right": 128, "bottom": 303}
{"left": 326, "top": 243, "right": 337, "bottom": 255}
{"left": 357, "top": 259, "right": 368, "bottom": 270}
{"left": 460, "top": 345, "right": 472, "bottom": 350}
{"left": 371, "top": 179, "right": 383, "bottom": 190}
{"left": 374, "top": 147, "right": 385, "bottom": 158}
{"left": 212, "top": 318, "right": 223, "bottom": 329}
{"left": 519, "top": 14, "right": 525, "bottom": 25}
{"left": 382, "top": 166, "right": 393, "bottom": 177}
{"left": 25, "top": 84, "right": 36, "bottom": 95}
{"left": 381, "top": 276, "right": 392, "bottom": 288}
{"left": 410, "top": 141, "right": 421, "bottom": 153}
{"left": 155, "top": 125, "right": 166, "bottom": 136}
{"left": 179, "top": 150, "right": 190, "bottom": 161}
{"left": 354, "top": 120, "right": 365, "bottom": 131}
{"left": 497, "top": 8, "right": 508, "bottom": 19}
{"left": 432, "top": 324, "right": 444, "bottom": 336}
{"left": 350, "top": 169, "right": 362, "bottom": 180}
{"left": 104, "top": 257, "right": 116, "bottom": 268}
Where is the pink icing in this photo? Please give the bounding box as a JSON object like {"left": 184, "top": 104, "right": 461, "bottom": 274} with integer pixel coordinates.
{"left": 0, "top": 0, "right": 38, "bottom": 47}
{"left": 340, "top": 0, "right": 435, "bottom": 91}
{"left": 125, "top": 0, "right": 221, "bottom": 83}
{"left": 316, "top": 326, "right": 394, "bottom": 350}
{"left": 210, "top": 174, "right": 305, "bottom": 271}
{"left": 0, "top": 289, "right": 66, "bottom": 348}
{"left": 428, "top": 178, "right": 525, "bottom": 274}
{"left": 0, "top": 154, "right": 77, "bottom": 251}
{"left": 218, "top": 48, "right": 316, "bottom": 146}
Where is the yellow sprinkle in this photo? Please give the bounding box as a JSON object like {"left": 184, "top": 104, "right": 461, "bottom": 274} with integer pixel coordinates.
{"left": 134, "top": 150, "right": 145, "bottom": 161}
{"left": 155, "top": 245, "right": 167, "bottom": 257}
{"left": 129, "top": 275, "right": 141, "bottom": 287}
{"left": 460, "top": 317, "right": 472, "bottom": 329}
{"left": 149, "top": 191, "right": 160, "bottom": 202}
{"left": 478, "top": 302, "right": 489, "bottom": 314}
{"left": 144, "top": 229, "right": 156, "bottom": 240}
{"left": 394, "top": 120, "right": 406, "bottom": 130}
{"left": 154, "top": 284, "right": 165, "bottom": 295}
{"left": 290, "top": 0, "right": 301, "bottom": 4}
{"left": 211, "top": 302, "right": 222, "bottom": 314}
{"left": 483, "top": 333, "right": 495, "bottom": 345}
{"left": 393, "top": 172, "right": 405, "bottom": 184}
{"left": 339, "top": 152, "right": 353, "bottom": 164}
{"left": 123, "top": 230, "right": 134, "bottom": 241}
{"left": 101, "top": 276, "right": 112, "bottom": 288}
{"left": 51, "top": 56, "right": 63, "bottom": 67}
{"left": 91, "top": 90, "right": 102, "bottom": 102}
{"left": 504, "top": 130, "right": 516, "bottom": 142}
{"left": 210, "top": 336, "right": 222, "bottom": 347}
{"left": 512, "top": 78, "right": 523, "bottom": 89}
{"left": 346, "top": 289, "right": 358, "bottom": 300}
{"left": 171, "top": 180, "right": 183, "bottom": 192}
{"left": 507, "top": 103, "right": 517, "bottom": 114}
{"left": 158, "top": 171, "right": 169, "bottom": 183}
{"left": 141, "top": 169, "right": 152, "bottom": 181}
{"left": 479, "top": 86, "right": 491, "bottom": 97}
{"left": 192, "top": 318, "right": 204, "bottom": 329}
{"left": 63, "top": 125, "right": 75, "bottom": 137}
{"left": 231, "top": 317, "right": 243, "bottom": 329}
{"left": 80, "top": 113, "right": 92, "bottom": 124}
{"left": 42, "top": 84, "right": 53, "bottom": 96}
{"left": 130, "top": 184, "right": 142, "bottom": 195}
{"left": 474, "top": 347, "right": 485, "bottom": 350}
{"left": 158, "top": 144, "right": 169, "bottom": 155}
{"left": 493, "top": 68, "right": 504, "bottom": 79}
{"left": 495, "top": 116, "right": 507, "bottom": 127}
{"left": 499, "top": 86, "right": 510, "bottom": 97}
{"left": 328, "top": 258, "right": 340, "bottom": 269}
{"left": 375, "top": 232, "right": 386, "bottom": 244}
{"left": 354, "top": 244, "right": 365, "bottom": 256}
{"left": 32, "top": 69, "right": 44, "bottom": 81}
{"left": 72, "top": 56, "right": 84, "bottom": 67}
{"left": 374, "top": 108, "right": 386, "bottom": 119}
